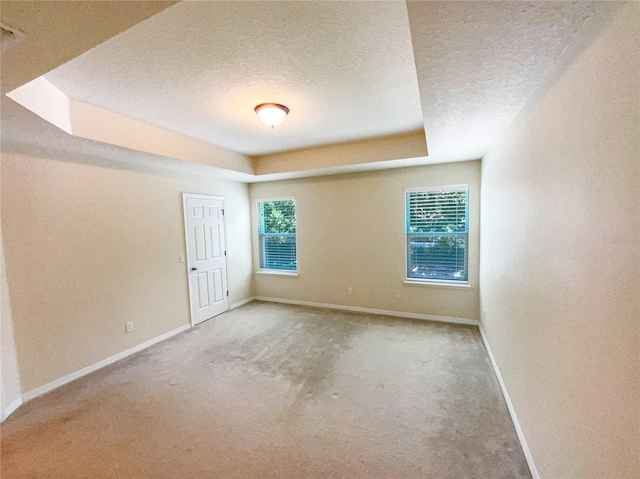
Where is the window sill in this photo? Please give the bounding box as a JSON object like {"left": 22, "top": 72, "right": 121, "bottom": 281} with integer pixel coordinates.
{"left": 256, "top": 270, "right": 299, "bottom": 277}
{"left": 403, "top": 280, "right": 471, "bottom": 289}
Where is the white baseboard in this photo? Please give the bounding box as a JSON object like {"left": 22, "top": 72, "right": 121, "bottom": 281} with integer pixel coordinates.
{"left": 1, "top": 396, "right": 24, "bottom": 422}
{"left": 21, "top": 324, "right": 191, "bottom": 404}
{"left": 254, "top": 296, "right": 478, "bottom": 326}
{"left": 479, "top": 326, "right": 540, "bottom": 479}
{"left": 230, "top": 296, "right": 255, "bottom": 310}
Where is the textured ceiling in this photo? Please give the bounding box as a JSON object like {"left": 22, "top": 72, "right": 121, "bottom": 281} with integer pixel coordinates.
{"left": 408, "top": 1, "right": 608, "bottom": 160}
{"left": 0, "top": 0, "right": 177, "bottom": 95}
{"left": 45, "top": 1, "right": 424, "bottom": 156}
{"left": 3, "top": 1, "right": 623, "bottom": 180}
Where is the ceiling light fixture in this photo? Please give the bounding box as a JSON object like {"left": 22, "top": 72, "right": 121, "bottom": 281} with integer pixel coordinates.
{"left": 255, "top": 103, "right": 289, "bottom": 129}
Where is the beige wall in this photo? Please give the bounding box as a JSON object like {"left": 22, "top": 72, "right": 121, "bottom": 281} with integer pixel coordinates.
{"left": 253, "top": 131, "right": 427, "bottom": 176}
{"left": 1, "top": 153, "right": 253, "bottom": 393}
{"left": 480, "top": 4, "right": 639, "bottom": 479}
{"left": 250, "top": 161, "right": 480, "bottom": 321}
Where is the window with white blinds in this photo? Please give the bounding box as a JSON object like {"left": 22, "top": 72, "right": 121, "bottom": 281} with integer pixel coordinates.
{"left": 258, "top": 199, "right": 297, "bottom": 271}
{"left": 405, "top": 186, "right": 469, "bottom": 282}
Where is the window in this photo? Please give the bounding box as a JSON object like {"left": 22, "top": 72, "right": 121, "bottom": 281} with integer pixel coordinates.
{"left": 406, "top": 185, "right": 469, "bottom": 283}
{"left": 257, "top": 198, "right": 297, "bottom": 272}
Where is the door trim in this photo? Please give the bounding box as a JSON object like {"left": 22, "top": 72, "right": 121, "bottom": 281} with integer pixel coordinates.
{"left": 182, "top": 193, "right": 230, "bottom": 327}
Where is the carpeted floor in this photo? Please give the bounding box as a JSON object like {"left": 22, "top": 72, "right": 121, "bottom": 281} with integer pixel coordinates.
{"left": 1, "top": 301, "right": 531, "bottom": 478}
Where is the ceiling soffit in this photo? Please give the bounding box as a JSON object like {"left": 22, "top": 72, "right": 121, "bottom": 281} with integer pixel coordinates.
{"left": 2, "top": 1, "right": 622, "bottom": 181}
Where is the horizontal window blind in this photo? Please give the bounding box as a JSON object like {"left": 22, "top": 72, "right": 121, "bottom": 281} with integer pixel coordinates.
{"left": 406, "top": 187, "right": 468, "bottom": 281}
{"left": 258, "top": 199, "right": 297, "bottom": 271}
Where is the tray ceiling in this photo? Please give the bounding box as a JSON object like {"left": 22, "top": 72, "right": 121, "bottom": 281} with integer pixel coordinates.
{"left": 2, "top": 1, "right": 622, "bottom": 181}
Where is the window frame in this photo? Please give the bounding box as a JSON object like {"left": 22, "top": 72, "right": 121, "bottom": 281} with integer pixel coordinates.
{"left": 404, "top": 185, "right": 470, "bottom": 286}
{"left": 256, "top": 196, "right": 298, "bottom": 275}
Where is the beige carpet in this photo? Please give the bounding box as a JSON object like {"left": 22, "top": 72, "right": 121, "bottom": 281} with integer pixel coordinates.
{"left": 1, "top": 301, "right": 531, "bottom": 478}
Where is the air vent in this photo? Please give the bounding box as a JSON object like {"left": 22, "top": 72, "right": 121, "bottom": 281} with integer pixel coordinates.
{"left": 1, "top": 23, "right": 24, "bottom": 52}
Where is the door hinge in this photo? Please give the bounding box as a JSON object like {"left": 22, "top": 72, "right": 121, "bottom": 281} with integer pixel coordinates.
{"left": 222, "top": 208, "right": 225, "bottom": 216}
{"left": 226, "top": 290, "right": 229, "bottom": 297}
{"left": 224, "top": 250, "right": 227, "bottom": 256}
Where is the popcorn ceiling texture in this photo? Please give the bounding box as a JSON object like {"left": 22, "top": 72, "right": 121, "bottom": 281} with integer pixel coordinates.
{"left": 45, "top": 1, "right": 424, "bottom": 156}
{"left": 8, "top": 1, "right": 619, "bottom": 175}
{"left": 407, "top": 1, "right": 615, "bottom": 161}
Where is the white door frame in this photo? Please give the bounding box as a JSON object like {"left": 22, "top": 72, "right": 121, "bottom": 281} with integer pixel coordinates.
{"left": 182, "top": 193, "right": 231, "bottom": 327}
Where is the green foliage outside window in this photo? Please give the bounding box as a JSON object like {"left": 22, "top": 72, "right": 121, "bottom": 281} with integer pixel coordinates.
{"left": 259, "top": 200, "right": 296, "bottom": 234}
{"left": 407, "top": 190, "right": 467, "bottom": 234}
{"left": 406, "top": 188, "right": 468, "bottom": 281}
{"left": 258, "top": 199, "right": 297, "bottom": 271}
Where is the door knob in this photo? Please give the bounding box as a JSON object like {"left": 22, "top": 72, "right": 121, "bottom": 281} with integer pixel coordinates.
{"left": 191, "top": 267, "right": 198, "bottom": 271}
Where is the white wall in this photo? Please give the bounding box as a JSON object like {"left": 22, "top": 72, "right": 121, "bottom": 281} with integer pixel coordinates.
{"left": 1, "top": 238, "right": 23, "bottom": 421}
{"left": 480, "top": 4, "right": 639, "bottom": 478}
{"left": 251, "top": 161, "right": 480, "bottom": 321}
{"left": 1, "top": 152, "right": 253, "bottom": 394}
{"left": 1, "top": 155, "right": 23, "bottom": 419}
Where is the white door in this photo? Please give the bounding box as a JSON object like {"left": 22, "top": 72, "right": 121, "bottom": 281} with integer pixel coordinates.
{"left": 183, "top": 194, "right": 229, "bottom": 325}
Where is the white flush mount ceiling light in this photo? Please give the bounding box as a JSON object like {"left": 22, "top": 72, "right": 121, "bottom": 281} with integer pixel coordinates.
{"left": 255, "top": 103, "right": 289, "bottom": 129}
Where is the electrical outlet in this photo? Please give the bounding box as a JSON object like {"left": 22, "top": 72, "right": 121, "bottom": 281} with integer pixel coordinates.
{"left": 179, "top": 254, "right": 185, "bottom": 263}
{"left": 395, "top": 290, "right": 401, "bottom": 298}
{"left": 482, "top": 309, "right": 486, "bottom": 322}
{"left": 347, "top": 287, "right": 353, "bottom": 295}
{"left": 125, "top": 321, "right": 134, "bottom": 333}
{"left": 241, "top": 282, "right": 246, "bottom": 290}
